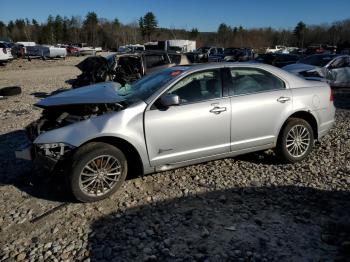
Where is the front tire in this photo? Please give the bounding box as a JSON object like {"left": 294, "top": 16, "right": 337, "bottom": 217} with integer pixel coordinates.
{"left": 69, "top": 142, "right": 127, "bottom": 202}
{"left": 276, "top": 118, "right": 314, "bottom": 163}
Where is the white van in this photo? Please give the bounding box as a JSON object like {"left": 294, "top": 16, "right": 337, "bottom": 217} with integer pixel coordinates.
{"left": 0, "top": 42, "right": 13, "bottom": 63}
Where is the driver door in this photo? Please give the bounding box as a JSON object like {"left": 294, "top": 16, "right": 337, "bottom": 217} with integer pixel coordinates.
{"left": 144, "top": 69, "right": 231, "bottom": 166}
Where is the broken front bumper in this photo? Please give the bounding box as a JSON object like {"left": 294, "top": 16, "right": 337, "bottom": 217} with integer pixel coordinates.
{"left": 15, "top": 143, "right": 59, "bottom": 173}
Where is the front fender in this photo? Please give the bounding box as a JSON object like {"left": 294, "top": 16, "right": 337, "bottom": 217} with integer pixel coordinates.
{"left": 34, "top": 102, "right": 150, "bottom": 170}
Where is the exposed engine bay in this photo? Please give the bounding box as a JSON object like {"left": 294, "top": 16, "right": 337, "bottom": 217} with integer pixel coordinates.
{"left": 27, "top": 103, "right": 124, "bottom": 141}
{"left": 24, "top": 102, "right": 125, "bottom": 167}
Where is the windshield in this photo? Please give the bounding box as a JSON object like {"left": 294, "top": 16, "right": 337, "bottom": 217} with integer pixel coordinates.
{"left": 116, "top": 68, "right": 185, "bottom": 102}
{"left": 299, "top": 55, "right": 337, "bottom": 67}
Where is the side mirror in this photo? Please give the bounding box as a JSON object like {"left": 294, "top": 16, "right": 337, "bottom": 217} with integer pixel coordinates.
{"left": 159, "top": 94, "right": 180, "bottom": 107}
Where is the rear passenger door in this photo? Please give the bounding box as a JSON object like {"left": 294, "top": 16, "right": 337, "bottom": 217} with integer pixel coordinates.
{"left": 228, "top": 67, "right": 293, "bottom": 151}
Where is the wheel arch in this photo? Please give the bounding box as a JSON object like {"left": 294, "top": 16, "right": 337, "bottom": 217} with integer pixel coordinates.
{"left": 81, "top": 136, "right": 145, "bottom": 178}
{"left": 277, "top": 110, "right": 318, "bottom": 142}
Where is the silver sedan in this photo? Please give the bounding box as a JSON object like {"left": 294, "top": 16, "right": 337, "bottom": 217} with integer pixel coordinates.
{"left": 16, "top": 63, "right": 335, "bottom": 202}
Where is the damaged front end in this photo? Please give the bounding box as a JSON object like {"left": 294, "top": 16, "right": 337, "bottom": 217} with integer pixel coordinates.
{"left": 25, "top": 103, "right": 124, "bottom": 173}
{"left": 16, "top": 82, "right": 127, "bottom": 173}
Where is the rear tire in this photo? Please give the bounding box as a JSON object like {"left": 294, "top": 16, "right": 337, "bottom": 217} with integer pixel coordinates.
{"left": 69, "top": 142, "right": 127, "bottom": 202}
{"left": 276, "top": 118, "right": 314, "bottom": 163}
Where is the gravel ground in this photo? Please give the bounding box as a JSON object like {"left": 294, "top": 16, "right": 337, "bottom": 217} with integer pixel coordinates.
{"left": 0, "top": 58, "right": 349, "bottom": 262}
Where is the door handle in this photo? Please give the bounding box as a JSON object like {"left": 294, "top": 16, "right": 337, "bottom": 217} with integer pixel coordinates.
{"left": 277, "top": 96, "right": 291, "bottom": 103}
{"left": 210, "top": 106, "right": 227, "bottom": 114}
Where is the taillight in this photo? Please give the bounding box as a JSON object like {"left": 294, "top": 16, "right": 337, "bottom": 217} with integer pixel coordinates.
{"left": 330, "top": 89, "right": 334, "bottom": 102}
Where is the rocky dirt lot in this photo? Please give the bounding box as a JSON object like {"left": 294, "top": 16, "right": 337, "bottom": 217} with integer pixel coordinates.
{"left": 0, "top": 58, "right": 349, "bottom": 262}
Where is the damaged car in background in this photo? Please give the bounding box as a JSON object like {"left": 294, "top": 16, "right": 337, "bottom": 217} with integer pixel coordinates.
{"left": 16, "top": 63, "right": 335, "bottom": 202}
{"left": 70, "top": 51, "right": 190, "bottom": 88}
{"left": 283, "top": 54, "right": 350, "bottom": 87}
{"left": 208, "top": 47, "right": 255, "bottom": 62}
{"left": 186, "top": 46, "right": 224, "bottom": 63}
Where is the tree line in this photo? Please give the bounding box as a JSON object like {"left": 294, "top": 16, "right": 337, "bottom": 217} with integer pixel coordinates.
{"left": 0, "top": 12, "right": 350, "bottom": 51}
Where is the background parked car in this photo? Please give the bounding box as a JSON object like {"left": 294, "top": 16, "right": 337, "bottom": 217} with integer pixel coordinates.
{"left": 283, "top": 54, "right": 350, "bottom": 87}
{"left": 66, "top": 45, "right": 80, "bottom": 56}
{"left": 305, "top": 44, "right": 337, "bottom": 55}
{"left": 208, "top": 47, "right": 235, "bottom": 62}
{"left": 255, "top": 53, "right": 300, "bottom": 68}
{"left": 208, "top": 47, "right": 254, "bottom": 62}
{"left": 8, "top": 43, "right": 25, "bottom": 58}
{"left": 187, "top": 46, "right": 223, "bottom": 63}
{"left": 25, "top": 45, "right": 67, "bottom": 60}
{"left": 70, "top": 51, "right": 190, "bottom": 88}
{"left": 265, "top": 45, "right": 287, "bottom": 53}
{"left": 223, "top": 48, "right": 254, "bottom": 62}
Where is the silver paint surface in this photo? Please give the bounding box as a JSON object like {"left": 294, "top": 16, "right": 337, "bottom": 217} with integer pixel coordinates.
{"left": 34, "top": 63, "right": 336, "bottom": 174}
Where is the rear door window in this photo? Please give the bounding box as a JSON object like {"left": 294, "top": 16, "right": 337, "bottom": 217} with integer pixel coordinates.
{"left": 229, "top": 68, "right": 285, "bottom": 96}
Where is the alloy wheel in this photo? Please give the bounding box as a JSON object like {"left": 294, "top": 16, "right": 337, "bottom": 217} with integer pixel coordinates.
{"left": 286, "top": 124, "right": 311, "bottom": 158}
{"left": 79, "top": 155, "right": 121, "bottom": 196}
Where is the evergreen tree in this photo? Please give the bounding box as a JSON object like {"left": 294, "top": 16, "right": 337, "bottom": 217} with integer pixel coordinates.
{"left": 294, "top": 21, "right": 306, "bottom": 48}
{"left": 189, "top": 28, "right": 199, "bottom": 40}
{"left": 54, "top": 15, "right": 63, "bottom": 43}
{"left": 139, "top": 12, "right": 157, "bottom": 41}
{"left": 83, "top": 12, "right": 98, "bottom": 45}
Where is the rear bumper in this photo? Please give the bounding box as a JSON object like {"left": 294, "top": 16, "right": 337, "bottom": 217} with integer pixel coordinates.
{"left": 318, "top": 119, "right": 335, "bottom": 139}
{"left": 315, "top": 103, "right": 336, "bottom": 140}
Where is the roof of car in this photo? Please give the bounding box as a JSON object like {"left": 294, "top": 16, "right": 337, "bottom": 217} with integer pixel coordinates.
{"left": 172, "top": 62, "right": 286, "bottom": 71}
{"left": 169, "top": 62, "right": 320, "bottom": 88}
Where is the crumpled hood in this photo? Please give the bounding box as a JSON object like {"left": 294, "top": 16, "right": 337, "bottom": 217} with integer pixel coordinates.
{"left": 35, "top": 81, "right": 123, "bottom": 108}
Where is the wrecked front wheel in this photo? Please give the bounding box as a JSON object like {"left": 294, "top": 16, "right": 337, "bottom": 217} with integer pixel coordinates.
{"left": 69, "top": 142, "right": 127, "bottom": 202}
